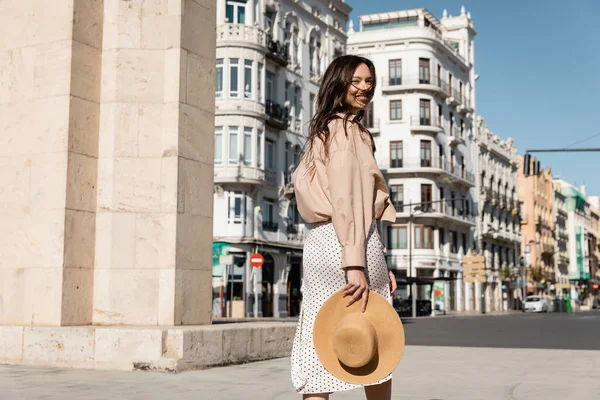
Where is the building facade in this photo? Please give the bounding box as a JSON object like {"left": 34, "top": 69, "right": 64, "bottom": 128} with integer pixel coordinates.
{"left": 212, "top": 0, "right": 351, "bottom": 318}
{"left": 517, "top": 155, "right": 555, "bottom": 295}
{"left": 475, "top": 117, "right": 521, "bottom": 312}
{"left": 553, "top": 187, "right": 570, "bottom": 293}
{"left": 589, "top": 196, "right": 600, "bottom": 285}
{"left": 347, "top": 7, "right": 477, "bottom": 312}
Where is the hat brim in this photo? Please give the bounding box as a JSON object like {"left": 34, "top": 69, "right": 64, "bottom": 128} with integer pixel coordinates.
{"left": 313, "top": 289, "right": 405, "bottom": 385}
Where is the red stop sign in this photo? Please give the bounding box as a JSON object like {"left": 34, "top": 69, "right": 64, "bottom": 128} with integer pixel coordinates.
{"left": 593, "top": 284, "right": 599, "bottom": 290}
{"left": 250, "top": 253, "right": 264, "bottom": 268}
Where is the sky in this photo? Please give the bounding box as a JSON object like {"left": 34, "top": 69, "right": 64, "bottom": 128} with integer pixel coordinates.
{"left": 346, "top": 0, "right": 600, "bottom": 194}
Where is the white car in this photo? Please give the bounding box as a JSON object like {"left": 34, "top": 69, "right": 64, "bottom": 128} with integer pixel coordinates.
{"left": 524, "top": 296, "right": 548, "bottom": 313}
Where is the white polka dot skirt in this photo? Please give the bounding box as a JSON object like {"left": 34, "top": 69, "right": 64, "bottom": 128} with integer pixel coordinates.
{"left": 290, "top": 221, "right": 393, "bottom": 394}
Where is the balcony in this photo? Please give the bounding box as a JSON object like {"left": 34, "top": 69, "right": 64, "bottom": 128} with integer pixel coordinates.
{"left": 217, "top": 23, "right": 267, "bottom": 52}
{"left": 398, "top": 201, "right": 475, "bottom": 227}
{"left": 379, "top": 157, "right": 475, "bottom": 187}
{"left": 381, "top": 75, "right": 450, "bottom": 98}
{"left": 364, "top": 118, "right": 380, "bottom": 135}
{"left": 265, "top": 100, "right": 290, "bottom": 130}
{"left": 262, "top": 221, "right": 279, "bottom": 232}
{"left": 286, "top": 224, "right": 298, "bottom": 234}
{"left": 283, "top": 170, "right": 295, "bottom": 198}
{"left": 214, "top": 165, "right": 265, "bottom": 185}
{"left": 447, "top": 125, "right": 464, "bottom": 147}
{"left": 265, "top": 34, "right": 289, "bottom": 66}
{"left": 409, "top": 115, "right": 444, "bottom": 135}
{"left": 265, "top": 168, "right": 277, "bottom": 186}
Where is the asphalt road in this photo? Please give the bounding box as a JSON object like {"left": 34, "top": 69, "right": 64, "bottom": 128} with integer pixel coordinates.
{"left": 403, "top": 311, "right": 600, "bottom": 350}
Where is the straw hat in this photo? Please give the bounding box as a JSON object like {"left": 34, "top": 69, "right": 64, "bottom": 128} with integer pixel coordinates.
{"left": 313, "top": 289, "right": 405, "bottom": 385}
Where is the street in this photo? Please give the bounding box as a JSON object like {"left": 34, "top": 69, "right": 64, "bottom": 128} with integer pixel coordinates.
{"left": 1, "top": 312, "right": 599, "bottom": 400}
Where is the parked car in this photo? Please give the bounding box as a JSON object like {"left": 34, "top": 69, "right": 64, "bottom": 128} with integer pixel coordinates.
{"left": 524, "top": 296, "right": 548, "bottom": 313}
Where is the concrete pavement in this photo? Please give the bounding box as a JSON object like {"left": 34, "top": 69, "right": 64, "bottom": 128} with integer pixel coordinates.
{"left": 1, "top": 345, "right": 598, "bottom": 399}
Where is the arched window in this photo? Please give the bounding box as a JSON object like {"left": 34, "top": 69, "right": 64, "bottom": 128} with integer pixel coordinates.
{"left": 284, "top": 18, "right": 300, "bottom": 67}
{"left": 309, "top": 31, "right": 323, "bottom": 78}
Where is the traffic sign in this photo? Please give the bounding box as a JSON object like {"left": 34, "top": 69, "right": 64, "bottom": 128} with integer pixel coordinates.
{"left": 250, "top": 253, "right": 264, "bottom": 268}
{"left": 462, "top": 255, "right": 486, "bottom": 283}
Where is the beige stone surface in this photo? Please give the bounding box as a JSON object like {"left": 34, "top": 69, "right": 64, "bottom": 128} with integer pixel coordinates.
{"left": 68, "top": 96, "right": 101, "bottom": 157}
{"left": 22, "top": 327, "right": 95, "bottom": 367}
{"left": 73, "top": 0, "right": 104, "bottom": 50}
{"left": 66, "top": 153, "right": 98, "bottom": 213}
{"left": 61, "top": 267, "right": 94, "bottom": 325}
{"left": 181, "top": 0, "right": 217, "bottom": 57}
{"left": 94, "top": 212, "right": 136, "bottom": 269}
{"left": 135, "top": 213, "right": 177, "bottom": 268}
{"left": 0, "top": 326, "right": 23, "bottom": 361}
{"left": 176, "top": 269, "right": 212, "bottom": 325}
{"left": 94, "top": 328, "right": 163, "bottom": 364}
{"left": 70, "top": 41, "right": 103, "bottom": 102}
{"left": 22, "top": 267, "right": 63, "bottom": 326}
{"left": 175, "top": 214, "right": 213, "bottom": 270}
{"left": 178, "top": 103, "right": 215, "bottom": 163}
{"left": 64, "top": 209, "right": 96, "bottom": 269}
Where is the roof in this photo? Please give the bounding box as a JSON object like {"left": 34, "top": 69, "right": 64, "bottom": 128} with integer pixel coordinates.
{"left": 359, "top": 8, "right": 445, "bottom": 33}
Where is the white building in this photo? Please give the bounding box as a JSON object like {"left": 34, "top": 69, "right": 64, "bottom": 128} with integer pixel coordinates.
{"left": 553, "top": 187, "right": 570, "bottom": 292}
{"left": 347, "top": 7, "right": 477, "bottom": 313}
{"left": 475, "top": 116, "right": 521, "bottom": 312}
{"left": 212, "top": 0, "right": 350, "bottom": 318}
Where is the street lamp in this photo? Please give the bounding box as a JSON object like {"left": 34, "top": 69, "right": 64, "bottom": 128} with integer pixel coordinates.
{"left": 408, "top": 205, "right": 422, "bottom": 319}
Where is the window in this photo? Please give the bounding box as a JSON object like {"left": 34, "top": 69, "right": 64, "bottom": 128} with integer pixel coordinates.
{"left": 243, "top": 128, "right": 252, "bottom": 165}
{"left": 438, "top": 144, "right": 444, "bottom": 167}
{"left": 364, "top": 102, "right": 374, "bottom": 128}
{"left": 309, "top": 34, "right": 322, "bottom": 77}
{"left": 451, "top": 191, "right": 456, "bottom": 215}
{"left": 450, "top": 231, "right": 458, "bottom": 253}
{"left": 419, "top": 58, "right": 430, "bottom": 84}
{"left": 388, "top": 226, "right": 407, "bottom": 249}
{"left": 262, "top": 199, "right": 277, "bottom": 231}
{"left": 389, "top": 59, "right": 401, "bottom": 85}
{"left": 460, "top": 118, "right": 464, "bottom": 139}
{"left": 437, "top": 64, "right": 442, "bottom": 87}
{"left": 390, "top": 100, "right": 402, "bottom": 120}
{"left": 440, "top": 187, "right": 445, "bottom": 212}
{"left": 244, "top": 60, "right": 252, "bottom": 98}
{"left": 459, "top": 81, "right": 463, "bottom": 103}
{"left": 257, "top": 63, "right": 263, "bottom": 102}
{"left": 439, "top": 228, "right": 445, "bottom": 249}
{"left": 228, "top": 191, "right": 246, "bottom": 224}
{"left": 415, "top": 225, "right": 433, "bottom": 249}
{"left": 448, "top": 73, "right": 453, "bottom": 93}
{"left": 265, "top": 139, "right": 275, "bottom": 169}
{"left": 419, "top": 99, "right": 431, "bottom": 125}
{"left": 214, "top": 127, "right": 223, "bottom": 164}
{"left": 438, "top": 104, "right": 443, "bottom": 126}
{"left": 310, "top": 93, "right": 316, "bottom": 121}
{"left": 294, "top": 85, "right": 301, "bottom": 120}
{"left": 464, "top": 198, "right": 470, "bottom": 216}
{"left": 225, "top": 0, "right": 246, "bottom": 24}
{"left": 257, "top": 130, "right": 262, "bottom": 168}
{"left": 265, "top": 72, "right": 274, "bottom": 102}
{"left": 462, "top": 233, "right": 468, "bottom": 255}
{"left": 230, "top": 59, "right": 239, "bottom": 97}
{"left": 390, "top": 185, "right": 403, "bottom": 211}
{"left": 228, "top": 126, "right": 238, "bottom": 164}
{"left": 420, "top": 140, "right": 431, "bottom": 167}
{"left": 216, "top": 59, "right": 223, "bottom": 98}
{"left": 265, "top": 11, "right": 274, "bottom": 33}
{"left": 390, "top": 141, "right": 403, "bottom": 168}
{"left": 288, "top": 204, "right": 302, "bottom": 225}
{"left": 421, "top": 184, "right": 432, "bottom": 211}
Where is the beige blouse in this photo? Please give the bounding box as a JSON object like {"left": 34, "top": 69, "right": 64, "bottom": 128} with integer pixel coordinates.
{"left": 293, "top": 113, "right": 397, "bottom": 269}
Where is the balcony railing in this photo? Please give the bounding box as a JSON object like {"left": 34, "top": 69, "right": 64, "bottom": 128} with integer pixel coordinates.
{"left": 217, "top": 23, "right": 267, "bottom": 48}
{"left": 265, "top": 34, "right": 289, "bottom": 66}
{"left": 380, "top": 157, "right": 475, "bottom": 185}
{"left": 286, "top": 224, "right": 298, "bottom": 234}
{"left": 409, "top": 115, "right": 443, "bottom": 131}
{"left": 262, "top": 221, "right": 278, "bottom": 232}
{"left": 265, "top": 100, "right": 289, "bottom": 130}
{"left": 364, "top": 117, "right": 380, "bottom": 132}
{"left": 381, "top": 74, "right": 451, "bottom": 97}
{"left": 402, "top": 200, "right": 475, "bottom": 224}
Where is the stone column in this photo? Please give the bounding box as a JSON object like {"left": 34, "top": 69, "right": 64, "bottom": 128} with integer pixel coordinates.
{"left": 0, "top": 0, "right": 103, "bottom": 326}
{"left": 94, "top": 0, "right": 215, "bottom": 326}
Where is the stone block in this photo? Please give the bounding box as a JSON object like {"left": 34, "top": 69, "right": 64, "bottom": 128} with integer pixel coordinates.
{"left": 175, "top": 214, "right": 213, "bottom": 270}
{"left": 161, "top": 102, "right": 180, "bottom": 156}
{"left": 12, "top": 209, "right": 67, "bottom": 269}
{"left": 99, "top": 102, "right": 139, "bottom": 159}
{"left": 158, "top": 269, "right": 176, "bottom": 325}
{"left": 94, "top": 212, "right": 136, "bottom": 269}
{"left": 33, "top": 40, "right": 73, "bottom": 100}
{"left": 179, "top": 158, "right": 213, "bottom": 217}
{"left": 134, "top": 213, "right": 177, "bottom": 268}
{"left": 186, "top": 52, "right": 216, "bottom": 112}
{"left": 22, "top": 327, "right": 95, "bottom": 367}
{"left": 64, "top": 209, "right": 96, "bottom": 269}
{"left": 168, "top": 0, "right": 184, "bottom": 16}
{"left": 181, "top": 328, "right": 223, "bottom": 367}
{"left": 112, "top": 157, "right": 162, "bottom": 213}
{"left": 138, "top": 103, "right": 165, "bottom": 157}
{"left": 0, "top": 96, "right": 70, "bottom": 157}
{"left": 93, "top": 269, "right": 159, "bottom": 325}
{"left": 0, "top": 268, "right": 26, "bottom": 324}
{"left": 175, "top": 269, "right": 212, "bottom": 325}
{"left": 164, "top": 48, "right": 183, "bottom": 103}
{"left": 141, "top": 0, "right": 169, "bottom": 17}
{"left": 66, "top": 152, "right": 98, "bottom": 213}
{"left": 0, "top": 326, "right": 24, "bottom": 361}
{"left": 70, "top": 40, "right": 102, "bottom": 102}
{"left": 259, "top": 325, "right": 295, "bottom": 358}
{"left": 30, "top": 151, "right": 68, "bottom": 210}
{"left": 160, "top": 157, "right": 179, "bottom": 213}
{"left": 102, "top": 50, "right": 165, "bottom": 103}
{"left": 23, "top": 267, "right": 63, "bottom": 326}
{"left": 94, "top": 328, "right": 163, "bottom": 364}
{"left": 73, "top": 0, "right": 104, "bottom": 50}
{"left": 222, "top": 326, "right": 253, "bottom": 364}
{"left": 0, "top": 0, "right": 73, "bottom": 51}
{"left": 68, "top": 96, "right": 100, "bottom": 158}
{"left": 181, "top": 0, "right": 217, "bottom": 57}
{"left": 178, "top": 103, "right": 214, "bottom": 163}
{"left": 0, "top": 47, "right": 35, "bottom": 104}
{"left": 0, "top": 156, "right": 30, "bottom": 212}
{"left": 141, "top": 15, "right": 181, "bottom": 50}
{"left": 61, "top": 267, "right": 94, "bottom": 325}
{"left": 95, "top": 157, "right": 115, "bottom": 211}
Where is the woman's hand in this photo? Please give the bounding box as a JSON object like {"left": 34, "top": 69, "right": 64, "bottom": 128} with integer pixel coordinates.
{"left": 343, "top": 267, "right": 369, "bottom": 312}
{"left": 388, "top": 269, "right": 397, "bottom": 294}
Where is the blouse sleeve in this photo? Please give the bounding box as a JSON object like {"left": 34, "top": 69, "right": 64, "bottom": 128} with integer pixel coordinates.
{"left": 326, "top": 148, "right": 367, "bottom": 269}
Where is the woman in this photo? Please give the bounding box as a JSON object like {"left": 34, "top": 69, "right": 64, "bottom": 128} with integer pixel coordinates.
{"left": 290, "top": 55, "right": 398, "bottom": 399}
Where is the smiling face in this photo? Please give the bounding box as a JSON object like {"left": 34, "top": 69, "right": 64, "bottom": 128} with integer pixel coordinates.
{"left": 344, "top": 63, "right": 374, "bottom": 114}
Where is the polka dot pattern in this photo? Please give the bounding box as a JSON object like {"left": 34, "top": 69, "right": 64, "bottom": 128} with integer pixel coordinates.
{"left": 290, "top": 221, "right": 393, "bottom": 395}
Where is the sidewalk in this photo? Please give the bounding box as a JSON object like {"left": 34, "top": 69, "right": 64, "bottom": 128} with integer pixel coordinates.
{"left": 1, "top": 345, "right": 598, "bottom": 399}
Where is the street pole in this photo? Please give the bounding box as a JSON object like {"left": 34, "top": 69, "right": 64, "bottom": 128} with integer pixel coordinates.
{"left": 228, "top": 264, "right": 234, "bottom": 318}
{"left": 409, "top": 216, "right": 416, "bottom": 318}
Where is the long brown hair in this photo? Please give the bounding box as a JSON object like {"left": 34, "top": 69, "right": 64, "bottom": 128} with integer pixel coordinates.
{"left": 303, "top": 55, "right": 377, "bottom": 175}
